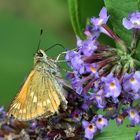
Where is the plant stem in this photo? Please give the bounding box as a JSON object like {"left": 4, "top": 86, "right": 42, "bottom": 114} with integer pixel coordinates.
{"left": 133, "top": 59, "right": 140, "bottom": 68}
{"left": 131, "top": 29, "right": 138, "bottom": 55}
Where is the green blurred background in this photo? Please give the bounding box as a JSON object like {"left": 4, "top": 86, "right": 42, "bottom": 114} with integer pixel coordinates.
{"left": 0, "top": 0, "right": 104, "bottom": 107}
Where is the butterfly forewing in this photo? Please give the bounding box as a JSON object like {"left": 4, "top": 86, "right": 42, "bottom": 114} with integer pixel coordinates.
{"left": 8, "top": 69, "right": 61, "bottom": 121}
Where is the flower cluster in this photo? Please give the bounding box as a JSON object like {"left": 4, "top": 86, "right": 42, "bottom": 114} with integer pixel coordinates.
{"left": 65, "top": 7, "right": 140, "bottom": 139}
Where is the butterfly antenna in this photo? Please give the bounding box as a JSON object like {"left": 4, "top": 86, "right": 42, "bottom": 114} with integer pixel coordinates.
{"left": 36, "top": 29, "right": 43, "bottom": 52}
{"left": 45, "top": 43, "right": 66, "bottom": 52}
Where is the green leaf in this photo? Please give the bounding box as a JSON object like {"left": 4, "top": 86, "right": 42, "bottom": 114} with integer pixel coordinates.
{"left": 68, "top": 0, "right": 85, "bottom": 39}
{"left": 94, "top": 120, "right": 139, "bottom": 140}
{"left": 104, "top": 0, "right": 139, "bottom": 46}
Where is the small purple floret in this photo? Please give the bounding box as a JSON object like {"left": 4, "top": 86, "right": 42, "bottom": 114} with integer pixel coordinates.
{"left": 101, "top": 73, "right": 121, "bottom": 99}
{"left": 127, "top": 108, "right": 140, "bottom": 125}
{"left": 71, "top": 109, "right": 82, "bottom": 122}
{"left": 90, "top": 7, "right": 110, "bottom": 29}
{"left": 93, "top": 115, "right": 108, "bottom": 130}
{"left": 123, "top": 71, "right": 140, "bottom": 93}
{"left": 122, "top": 11, "right": 140, "bottom": 29}
{"left": 82, "top": 120, "right": 97, "bottom": 140}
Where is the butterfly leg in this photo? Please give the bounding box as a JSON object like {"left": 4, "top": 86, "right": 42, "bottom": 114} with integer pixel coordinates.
{"left": 55, "top": 51, "right": 67, "bottom": 62}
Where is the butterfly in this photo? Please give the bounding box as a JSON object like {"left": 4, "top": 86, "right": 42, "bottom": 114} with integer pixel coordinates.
{"left": 7, "top": 49, "right": 67, "bottom": 121}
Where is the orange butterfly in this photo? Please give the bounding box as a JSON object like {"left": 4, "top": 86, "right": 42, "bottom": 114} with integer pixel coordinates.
{"left": 8, "top": 49, "right": 67, "bottom": 121}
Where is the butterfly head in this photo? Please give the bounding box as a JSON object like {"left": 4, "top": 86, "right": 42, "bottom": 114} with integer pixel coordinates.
{"left": 34, "top": 49, "right": 48, "bottom": 64}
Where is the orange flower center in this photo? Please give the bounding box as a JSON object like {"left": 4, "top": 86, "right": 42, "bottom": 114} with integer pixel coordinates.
{"left": 98, "top": 118, "right": 103, "bottom": 123}
{"left": 130, "top": 77, "right": 135, "bottom": 83}
{"left": 133, "top": 21, "right": 140, "bottom": 25}
{"left": 90, "top": 66, "right": 97, "bottom": 73}
{"left": 130, "top": 111, "right": 136, "bottom": 117}
{"left": 96, "top": 95, "right": 101, "bottom": 99}
{"left": 74, "top": 113, "right": 79, "bottom": 118}
{"left": 88, "top": 124, "right": 94, "bottom": 130}
{"left": 110, "top": 82, "right": 116, "bottom": 88}
{"left": 98, "top": 19, "right": 103, "bottom": 25}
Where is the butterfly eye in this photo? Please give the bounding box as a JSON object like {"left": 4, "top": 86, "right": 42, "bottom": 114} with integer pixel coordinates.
{"left": 37, "top": 52, "right": 43, "bottom": 57}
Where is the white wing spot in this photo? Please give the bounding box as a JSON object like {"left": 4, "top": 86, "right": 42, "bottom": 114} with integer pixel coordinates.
{"left": 30, "top": 92, "right": 34, "bottom": 97}
{"left": 37, "top": 102, "right": 42, "bottom": 107}
{"left": 23, "top": 109, "right": 26, "bottom": 113}
{"left": 12, "top": 104, "right": 17, "bottom": 108}
{"left": 15, "top": 103, "right": 21, "bottom": 109}
{"left": 47, "top": 99, "right": 50, "bottom": 104}
{"left": 33, "top": 96, "right": 37, "bottom": 102}
{"left": 43, "top": 101, "right": 47, "bottom": 106}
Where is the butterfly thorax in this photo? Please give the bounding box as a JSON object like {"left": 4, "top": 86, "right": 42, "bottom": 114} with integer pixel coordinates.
{"left": 34, "top": 49, "right": 60, "bottom": 76}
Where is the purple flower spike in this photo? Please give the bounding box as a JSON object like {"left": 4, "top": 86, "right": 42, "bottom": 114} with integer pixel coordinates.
{"left": 123, "top": 71, "right": 140, "bottom": 93}
{"left": 82, "top": 120, "right": 97, "bottom": 140}
{"left": 135, "top": 131, "right": 140, "bottom": 140}
{"left": 94, "top": 115, "right": 108, "bottom": 130}
{"left": 101, "top": 73, "right": 121, "bottom": 99}
{"left": 122, "top": 11, "right": 140, "bottom": 29}
{"left": 127, "top": 108, "right": 140, "bottom": 125}
{"left": 90, "top": 7, "right": 110, "bottom": 29}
